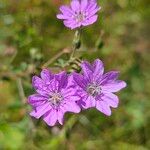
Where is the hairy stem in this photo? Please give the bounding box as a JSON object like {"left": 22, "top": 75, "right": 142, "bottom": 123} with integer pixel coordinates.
{"left": 70, "top": 29, "right": 81, "bottom": 59}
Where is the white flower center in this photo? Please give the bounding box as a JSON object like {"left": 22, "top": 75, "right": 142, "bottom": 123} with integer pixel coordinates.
{"left": 75, "top": 12, "right": 85, "bottom": 23}
{"left": 87, "top": 83, "right": 101, "bottom": 97}
{"left": 49, "top": 92, "right": 63, "bottom": 106}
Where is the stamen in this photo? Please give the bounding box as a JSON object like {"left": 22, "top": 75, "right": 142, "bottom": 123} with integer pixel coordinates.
{"left": 87, "top": 83, "right": 101, "bottom": 97}
{"left": 75, "top": 12, "right": 85, "bottom": 23}
{"left": 49, "top": 92, "right": 63, "bottom": 106}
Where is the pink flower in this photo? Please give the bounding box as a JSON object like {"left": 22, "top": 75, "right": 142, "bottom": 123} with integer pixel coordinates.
{"left": 28, "top": 69, "right": 80, "bottom": 126}
{"left": 57, "top": 0, "right": 101, "bottom": 29}
{"left": 73, "top": 59, "right": 127, "bottom": 116}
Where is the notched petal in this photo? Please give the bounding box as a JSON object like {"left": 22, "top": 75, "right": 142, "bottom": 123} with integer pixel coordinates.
{"left": 96, "top": 101, "right": 112, "bottom": 116}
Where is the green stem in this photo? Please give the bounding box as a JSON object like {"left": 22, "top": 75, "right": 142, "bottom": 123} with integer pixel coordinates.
{"left": 70, "top": 29, "right": 81, "bottom": 59}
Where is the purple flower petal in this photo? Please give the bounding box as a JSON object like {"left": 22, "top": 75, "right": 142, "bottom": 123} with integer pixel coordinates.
{"left": 40, "top": 69, "right": 54, "bottom": 84}
{"left": 47, "top": 78, "right": 59, "bottom": 92}
{"left": 73, "top": 72, "right": 88, "bottom": 89}
{"left": 57, "top": 14, "right": 70, "bottom": 20}
{"left": 81, "top": 61, "right": 93, "bottom": 80}
{"left": 100, "top": 71, "right": 119, "bottom": 85}
{"left": 64, "top": 102, "right": 80, "bottom": 113}
{"left": 101, "top": 92, "right": 119, "bottom": 108}
{"left": 59, "top": 5, "right": 74, "bottom": 16}
{"left": 63, "top": 19, "right": 81, "bottom": 29}
{"left": 82, "top": 95, "right": 96, "bottom": 109}
{"left": 82, "top": 15, "right": 98, "bottom": 26}
{"left": 81, "top": 0, "right": 88, "bottom": 11}
{"left": 71, "top": 0, "right": 80, "bottom": 12}
{"left": 43, "top": 109, "right": 57, "bottom": 126}
{"left": 102, "top": 81, "right": 127, "bottom": 93}
{"left": 88, "top": 6, "right": 101, "bottom": 18}
{"left": 28, "top": 94, "right": 47, "bottom": 107}
{"left": 57, "top": 109, "right": 65, "bottom": 125}
{"left": 81, "top": 59, "right": 104, "bottom": 80}
{"left": 30, "top": 103, "right": 51, "bottom": 119}
{"left": 86, "top": 2, "right": 97, "bottom": 13}
{"left": 32, "top": 76, "right": 43, "bottom": 88}
{"left": 32, "top": 76, "right": 49, "bottom": 96}
{"left": 62, "top": 89, "right": 75, "bottom": 98}
{"left": 67, "top": 74, "right": 76, "bottom": 87}
{"left": 96, "top": 100, "right": 111, "bottom": 116}
{"left": 92, "top": 59, "right": 104, "bottom": 78}
{"left": 56, "top": 71, "right": 68, "bottom": 89}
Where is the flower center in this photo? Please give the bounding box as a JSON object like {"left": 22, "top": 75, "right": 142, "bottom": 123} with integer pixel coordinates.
{"left": 75, "top": 12, "right": 85, "bottom": 22}
{"left": 87, "top": 83, "right": 101, "bottom": 97}
{"left": 49, "top": 92, "right": 63, "bottom": 106}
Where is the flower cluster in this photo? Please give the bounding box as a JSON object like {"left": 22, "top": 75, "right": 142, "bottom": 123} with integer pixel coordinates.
{"left": 57, "top": 0, "right": 101, "bottom": 29}
{"left": 28, "top": 0, "right": 126, "bottom": 127}
{"left": 28, "top": 59, "right": 126, "bottom": 126}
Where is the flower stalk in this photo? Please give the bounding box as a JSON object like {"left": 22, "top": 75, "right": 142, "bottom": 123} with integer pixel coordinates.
{"left": 70, "top": 29, "right": 81, "bottom": 59}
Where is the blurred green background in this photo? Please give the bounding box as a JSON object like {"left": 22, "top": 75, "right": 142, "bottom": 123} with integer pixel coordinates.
{"left": 0, "top": 0, "right": 149, "bottom": 149}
